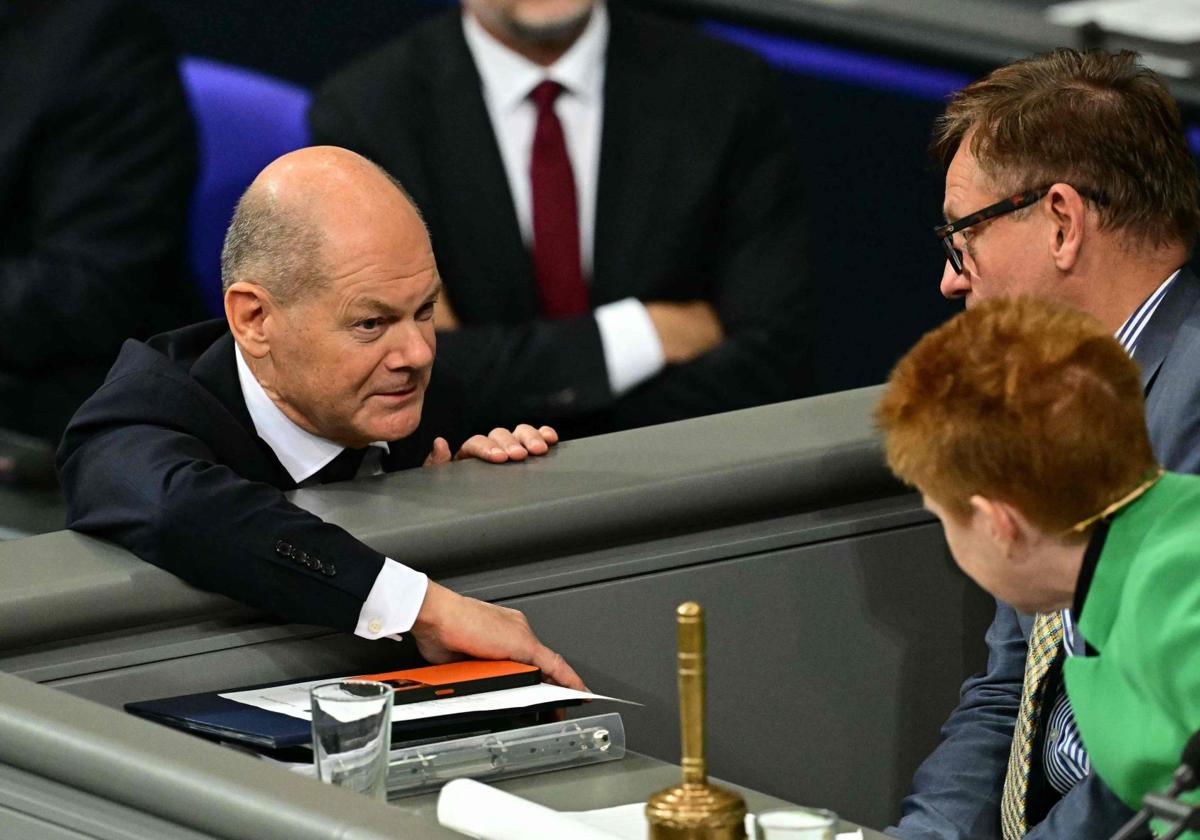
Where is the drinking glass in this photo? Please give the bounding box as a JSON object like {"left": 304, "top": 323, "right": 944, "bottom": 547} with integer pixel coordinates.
{"left": 752, "top": 807, "right": 838, "bottom": 840}
{"left": 310, "top": 680, "right": 393, "bottom": 800}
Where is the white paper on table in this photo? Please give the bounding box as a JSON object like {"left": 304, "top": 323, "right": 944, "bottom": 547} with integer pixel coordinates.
{"left": 565, "top": 803, "right": 647, "bottom": 836}
{"left": 219, "top": 681, "right": 630, "bottom": 722}
{"left": 440, "top": 786, "right": 864, "bottom": 840}
{"left": 1047, "top": 0, "right": 1200, "bottom": 43}
{"left": 438, "top": 778, "right": 625, "bottom": 839}
{"left": 574, "top": 805, "right": 866, "bottom": 840}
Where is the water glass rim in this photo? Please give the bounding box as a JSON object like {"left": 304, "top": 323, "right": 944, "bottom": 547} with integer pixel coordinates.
{"left": 755, "top": 806, "right": 838, "bottom": 827}
{"left": 310, "top": 679, "right": 394, "bottom": 701}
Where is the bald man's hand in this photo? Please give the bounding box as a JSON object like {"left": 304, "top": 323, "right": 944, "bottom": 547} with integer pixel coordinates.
{"left": 423, "top": 425, "right": 559, "bottom": 466}
{"left": 410, "top": 582, "right": 586, "bottom": 690}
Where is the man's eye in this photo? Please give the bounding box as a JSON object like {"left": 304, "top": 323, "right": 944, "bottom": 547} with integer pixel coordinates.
{"left": 356, "top": 318, "right": 383, "bottom": 331}
{"left": 416, "top": 303, "right": 435, "bottom": 321}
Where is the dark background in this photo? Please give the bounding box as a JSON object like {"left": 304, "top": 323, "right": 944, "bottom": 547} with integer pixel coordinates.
{"left": 145, "top": 0, "right": 1198, "bottom": 396}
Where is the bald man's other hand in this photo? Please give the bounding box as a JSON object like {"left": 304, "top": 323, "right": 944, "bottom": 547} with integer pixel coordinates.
{"left": 645, "top": 300, "right": 724, "bottom": 364}
{"left": 423, "top": 425, "right": 559, "bottom": 466}
{"left": 410, "top": 582, "right": 586, "bottom": 690}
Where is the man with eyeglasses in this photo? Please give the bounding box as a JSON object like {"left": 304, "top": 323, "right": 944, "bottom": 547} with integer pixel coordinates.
{"left": 888, "top": 48, "right": 1200, "bottom": 840}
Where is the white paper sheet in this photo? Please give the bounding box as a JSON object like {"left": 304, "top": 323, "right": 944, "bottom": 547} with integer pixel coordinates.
{"left": 1047, "top": 0, "right": 1200, "bottom": 43}
{"left": 220, "top": 680, "right": 627, "bottom": 722}
{"left": 439, "top": 783, "right": 864, "bottom": 840}
{"left": 438, "top": 778, "right": 625, "bottom": 840}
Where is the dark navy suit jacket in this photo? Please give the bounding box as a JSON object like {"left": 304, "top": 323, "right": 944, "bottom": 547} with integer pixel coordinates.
{"left": 309, "top": 5, "right": 809, "bottom": 437}
{"left": 888, "top": 267, "right": 1200, "bottom": 839}
{"left": 57, "top": 320, "right": 463, "bottom": 631}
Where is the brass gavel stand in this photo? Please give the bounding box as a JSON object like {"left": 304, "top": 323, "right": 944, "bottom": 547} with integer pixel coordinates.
{"left": 646, "top": 602, "right": 748, "bottom": 840}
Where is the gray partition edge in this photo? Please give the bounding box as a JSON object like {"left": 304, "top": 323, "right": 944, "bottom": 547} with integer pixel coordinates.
{"left": 0, "top": 671, "right": 413, "bottom": 840}
{"left": 0, "top": 386, "right": 901, "bottom": 650}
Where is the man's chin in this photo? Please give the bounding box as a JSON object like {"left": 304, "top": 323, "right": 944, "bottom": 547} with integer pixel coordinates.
{"left": 362, "top": 397, "right": 425, "bottom": 443}
{"left": 509, "top": 3, "right": 592, "bottom": 45}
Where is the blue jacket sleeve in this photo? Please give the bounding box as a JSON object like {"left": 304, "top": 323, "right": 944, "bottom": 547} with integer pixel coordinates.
{"left": 1022, "top": 774, "right": 1141, "bottom": 840}
{"left": 886, "top": 601, "right": 1141, "bottom": 839}
{"left": 886, "top": 600, "right": 1026, "bottom": 840}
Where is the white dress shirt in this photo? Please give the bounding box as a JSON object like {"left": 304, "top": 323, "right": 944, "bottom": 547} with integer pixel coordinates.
{"left": 461, "top": 5, "right": 665, "bottom": 396}
{"left": 234, "top": 347, "right": 428, "bottom": 641}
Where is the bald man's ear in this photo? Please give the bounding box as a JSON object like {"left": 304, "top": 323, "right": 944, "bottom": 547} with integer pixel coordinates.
{"left": 1045, "top": 183, "right": 1087, "bottom": 272}
{"left": 225, "top": 281, "right": 274, "bottom": 359}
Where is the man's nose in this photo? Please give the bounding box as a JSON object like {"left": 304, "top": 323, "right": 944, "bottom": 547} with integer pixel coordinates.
{"left": 384, "top": 322, "right": 435, "bottom": 370}
{"left": 940, "top": 260, "right": 971, "bottom": 300}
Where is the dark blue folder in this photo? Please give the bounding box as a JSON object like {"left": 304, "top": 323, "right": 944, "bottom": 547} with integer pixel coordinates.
{"left": 126, "top": 676, "right": 573, "bottom": 751}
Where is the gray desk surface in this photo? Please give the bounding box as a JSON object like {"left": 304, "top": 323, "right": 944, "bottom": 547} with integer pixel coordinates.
{"left": 0, "top": 670, "right": 882, "bottom": 839}
{"left": 0, "top": 484, "right": 63, "bottom": 541}
{"left": 386, "top": 751, "right": 887, "bottom": 839}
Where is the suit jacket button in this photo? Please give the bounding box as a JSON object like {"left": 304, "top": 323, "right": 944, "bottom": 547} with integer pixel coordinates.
{"left": 321, "top": 563, "right": 337, "bottom": 577}
{"left": 275, "top": 540, "right": 294, "bottom": 558}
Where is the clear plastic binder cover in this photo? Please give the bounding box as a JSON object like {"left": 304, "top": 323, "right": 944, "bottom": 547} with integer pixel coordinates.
{"left": 386, "top": 712, "right": 626, "bottom": 798}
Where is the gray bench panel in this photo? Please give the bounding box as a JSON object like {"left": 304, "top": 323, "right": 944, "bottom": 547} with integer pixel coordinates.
{"left": 0, "top": 386, "right": 988, "bottom": 831}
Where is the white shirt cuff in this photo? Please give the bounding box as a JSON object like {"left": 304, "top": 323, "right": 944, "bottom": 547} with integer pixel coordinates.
{"left": 355, "top": 558, "right": 429, "bottom": 641}
{"left": 594, "top": 297, "right": 666, "bottom": 396}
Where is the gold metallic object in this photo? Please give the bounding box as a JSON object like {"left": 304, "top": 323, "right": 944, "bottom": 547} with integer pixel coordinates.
{"left": 647, "top": 602, "right": 747, "bottom": 840}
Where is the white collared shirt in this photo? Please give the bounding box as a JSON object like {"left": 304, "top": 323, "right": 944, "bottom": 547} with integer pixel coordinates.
{"left": 1115, "top": 268, "right": 1180, "bottom": 357}
{"left": 235, "top": 347, "right": 428, "bottom": 640}
{"left": 461, "top": 5, "right": 665, "bottom": 396}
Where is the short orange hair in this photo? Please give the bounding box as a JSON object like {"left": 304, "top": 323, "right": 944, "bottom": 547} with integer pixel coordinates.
{"left": 876, "top": 297, "right": 1157, "bottom": 535}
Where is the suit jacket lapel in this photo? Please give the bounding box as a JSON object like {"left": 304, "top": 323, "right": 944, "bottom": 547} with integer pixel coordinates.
{"left": 190, "top": 332, "right": 298, "bottom": 490}
{"left": 593, "top": 6, "right": 670, "bottom": 301}
{"left": 422, "top": 16, "right": 538, "bottom": 313}
{"left": 1133, "top": 267, "right": 1200, "bottom": 395}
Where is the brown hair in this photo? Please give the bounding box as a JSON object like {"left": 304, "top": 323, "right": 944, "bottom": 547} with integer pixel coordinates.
{"left": 932, "top": 48, "right": 1200, "bottom": 249}
{"left": 876, "top": 297, "right": 1157, "bottom": 535}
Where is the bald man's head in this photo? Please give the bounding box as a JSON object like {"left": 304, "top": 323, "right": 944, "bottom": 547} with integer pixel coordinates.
{"left": 220, "top": 146, "right": 422, "bottom": 306}
{"left": 222, "top": 147, "right": 441, "bottom": 448}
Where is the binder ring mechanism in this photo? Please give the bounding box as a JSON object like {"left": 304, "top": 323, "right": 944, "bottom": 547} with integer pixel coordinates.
{"left": 386, "top": 713, "right": 626, "bottom": 798}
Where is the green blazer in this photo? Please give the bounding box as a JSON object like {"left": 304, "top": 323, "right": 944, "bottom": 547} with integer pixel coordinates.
{"left": 1065, "top": 471, "right": 1200, "bottom": 837}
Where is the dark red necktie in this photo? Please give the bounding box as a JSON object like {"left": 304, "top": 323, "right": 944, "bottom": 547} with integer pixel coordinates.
{"left": 529, "top": 80, "right": 588, "bottom": 319}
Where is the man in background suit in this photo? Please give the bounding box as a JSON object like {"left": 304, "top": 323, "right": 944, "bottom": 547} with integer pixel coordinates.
{"left": 0, "top": 0, "right": 198, "bottom": 441}
{"left": 308, "top": 0, "right": 808, "bottom": 437}
{"left": 888, "top": 49, "right": 1200, "bottom": 839}
{"left": 59, "top": 147, "right": 584, "bottom": 689}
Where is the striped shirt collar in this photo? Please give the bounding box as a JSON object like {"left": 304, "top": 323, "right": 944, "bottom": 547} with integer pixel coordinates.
{"left": 1115, "top": 269, "right": 1180, "bottom": 355}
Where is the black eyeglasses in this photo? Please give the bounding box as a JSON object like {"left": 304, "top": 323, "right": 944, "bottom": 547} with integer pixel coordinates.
{"left": 934, "top": 185, "right": 1108, "bottom": 274}
{"left": 934, "top": 188, "right": 1048, "bottom": 275}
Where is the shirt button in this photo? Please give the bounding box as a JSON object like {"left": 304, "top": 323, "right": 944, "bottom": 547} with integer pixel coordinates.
{"left": 1050, "top": 729, "right": 1060, "bottom": 741}
{"left": 368, "top": 619, "right": 383, "bottom": 634}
